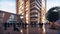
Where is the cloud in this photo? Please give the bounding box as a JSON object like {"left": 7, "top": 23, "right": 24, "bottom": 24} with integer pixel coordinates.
{"left": 47, "top": 0, "right": 60, "bottom": 11}
{"left": 0, "top": 0, "right": 16, "bottom": 13}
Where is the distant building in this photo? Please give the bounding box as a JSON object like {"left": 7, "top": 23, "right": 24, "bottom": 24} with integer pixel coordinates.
{"left": 16, "top": 0, "right": 42, "bottom": 24}
{"left": 0, "top": 10, "right": 21, "bottom": 23}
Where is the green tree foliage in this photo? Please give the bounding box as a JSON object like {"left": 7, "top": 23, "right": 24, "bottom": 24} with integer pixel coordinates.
{"left": 46, "top": 7, "right": 60, "bottom": 22}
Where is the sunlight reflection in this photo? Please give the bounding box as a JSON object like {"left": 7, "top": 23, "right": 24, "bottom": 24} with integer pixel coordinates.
{"left": 26, "top": 25, "right": 29, "bottom": 34}
{"left": 20, "top": 29, "right": 23, "bottom": 34}
{"left": 42, "top": 24, "right": 46, "bottom": 34}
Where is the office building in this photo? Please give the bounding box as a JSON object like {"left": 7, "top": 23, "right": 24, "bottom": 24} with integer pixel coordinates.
{"left": 16, "top": 0, "right": 46, "bottom": 24}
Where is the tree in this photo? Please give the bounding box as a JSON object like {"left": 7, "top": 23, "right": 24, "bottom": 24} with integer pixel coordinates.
{"left": 46, "top": 7, "right": 60, "bottom": 28}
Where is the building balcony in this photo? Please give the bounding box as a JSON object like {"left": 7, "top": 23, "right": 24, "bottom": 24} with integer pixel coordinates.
{"left": 30, "top": 19, "right": 38, "bottom": 22}
{"left": 30, "top": 14, "right": 38, "bottom": 17}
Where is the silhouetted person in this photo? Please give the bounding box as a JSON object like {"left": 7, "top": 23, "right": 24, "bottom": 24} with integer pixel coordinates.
{"left": 4, "top": 22, "right": 8, "bottom": 30}
{"left": 39, "top": 23, "right": 43, "bottom": 28}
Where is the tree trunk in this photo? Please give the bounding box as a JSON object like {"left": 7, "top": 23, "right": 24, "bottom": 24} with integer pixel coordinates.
{"left": 50, "top": 22, "right": 55, "bottom": 29}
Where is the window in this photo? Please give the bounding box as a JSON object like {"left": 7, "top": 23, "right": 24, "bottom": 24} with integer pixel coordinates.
{"left": 0, "top": 12, "right": 5, "bottom": 18}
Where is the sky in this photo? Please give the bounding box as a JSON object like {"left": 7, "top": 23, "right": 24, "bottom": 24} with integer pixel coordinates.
{"left": 0, "top": 0, "right": 60, "bottom": 13}
{"left": 0, "top": 0, "right": 16, "bottom": 13}
{"left": 47, "top": 0, "right": 60, "bottom": 11}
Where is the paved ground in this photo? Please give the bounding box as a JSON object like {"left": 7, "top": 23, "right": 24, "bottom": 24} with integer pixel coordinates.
{"left": 0, "top": 23, "right": 60, "bottom": 34}
{"left": 46, "top": 24, "right": 60, "bottom": 34}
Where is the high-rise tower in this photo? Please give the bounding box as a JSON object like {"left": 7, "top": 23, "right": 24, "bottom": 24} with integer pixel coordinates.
{"left": 16, "top": 0, "right": 30, "bottom": 24}
{"left": 16, "top": 0, "right": 46, "bottom": 24}
{"left": 30, "top": 0, "right": 42, "bottom": 24}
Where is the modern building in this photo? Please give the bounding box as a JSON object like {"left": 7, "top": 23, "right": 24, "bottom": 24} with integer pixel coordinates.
{"left": 30, "top": 0, "right": 42, "bottom": 24}
{"left": 16, "top": 0, "right": 30, "bottom": 24}
{"left": 16, "top": 0, "right": 46, "bottom": 24}
{"left": 0, "top": 10, "right": 21, "bottom": 23}
{"left": 0, "top": 10, "right": 23, "bottom": 34}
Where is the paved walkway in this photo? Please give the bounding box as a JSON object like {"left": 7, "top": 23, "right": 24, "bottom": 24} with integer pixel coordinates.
{"left": 0, "top": 23, "right": 60, "bottom": 34}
